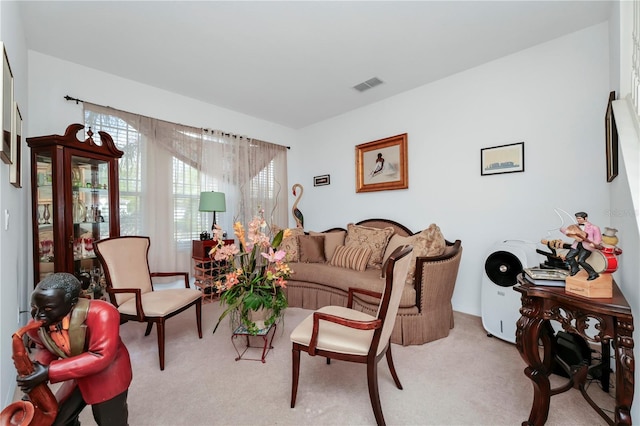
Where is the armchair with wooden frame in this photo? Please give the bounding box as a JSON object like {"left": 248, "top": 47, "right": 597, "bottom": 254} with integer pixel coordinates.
{"left": 290, "top": 245, "right": 413, "bottom": 426}
{"left": 94, "top": 236, "right": 203, "bottom": 370}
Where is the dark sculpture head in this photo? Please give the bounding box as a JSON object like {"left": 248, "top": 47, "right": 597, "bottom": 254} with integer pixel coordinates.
{"left": 30, "top": 273, "right": 82, "bottom": 326}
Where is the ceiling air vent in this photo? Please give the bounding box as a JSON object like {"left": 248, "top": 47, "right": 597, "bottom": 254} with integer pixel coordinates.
{"left": 353, "top": 77, "right": 384, "bottom": 92}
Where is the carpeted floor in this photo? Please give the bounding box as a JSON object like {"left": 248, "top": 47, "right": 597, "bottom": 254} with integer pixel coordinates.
{"left": 70, "top": 300, "right": 614, "bottom": 425}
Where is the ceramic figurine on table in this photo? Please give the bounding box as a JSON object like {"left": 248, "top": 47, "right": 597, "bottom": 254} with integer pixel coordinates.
{"left": 560, "top": 211, "right": 602, "bottom": 281}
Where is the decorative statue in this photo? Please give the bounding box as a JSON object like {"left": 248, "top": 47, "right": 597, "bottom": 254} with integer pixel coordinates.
{"left": 559, "top": 212, "right": 602, "bottom": 280}
{"left": 291, "top": 183, "right": 304, "bottom": 229}
{"left": 13, "top": 273, "right": 132, "bottom": 426}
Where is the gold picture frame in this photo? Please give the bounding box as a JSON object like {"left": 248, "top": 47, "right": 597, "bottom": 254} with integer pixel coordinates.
{"left": 356, "top": 133, "right": 408, "bottom": 193}
{"left": 605, "top": 91, "right": 618, "bottom": 182}
{"left": 0, "top": 42, "right": 13, "bottom": 164}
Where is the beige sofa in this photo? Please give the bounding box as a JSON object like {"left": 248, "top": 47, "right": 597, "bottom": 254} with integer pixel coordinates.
{"left": 283, "top": 219, "right": 463, "bottom": 346}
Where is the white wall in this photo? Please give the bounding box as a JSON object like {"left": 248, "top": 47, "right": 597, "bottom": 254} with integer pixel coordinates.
{"left": 288, "top": 23, "right": 611, "bottom": 316}
{"left": 0, "top": 1, "right": 29, "bottom": 410}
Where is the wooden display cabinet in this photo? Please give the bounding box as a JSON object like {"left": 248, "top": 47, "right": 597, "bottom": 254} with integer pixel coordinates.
{"left": 27, "top": 124, "right": 123, "bottom": 291}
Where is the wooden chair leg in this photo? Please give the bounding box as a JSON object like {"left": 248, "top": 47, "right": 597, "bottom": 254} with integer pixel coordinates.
{"left": 144, "top": 322, "right": 153, "bottom": 336}
{"left": 385, "top": 345, "right": 403, "bottom": 389}
{"left": 195, "top": 299, "right": 203, "bottom": 338}
{"left": 367, "top": 361, "right": 385, "bottom": 426}
{"left": 291, "top": 346, "right": 300, "bottom": 408}
{"left": 157, "top": 320, "right": 165, "bottom": 371}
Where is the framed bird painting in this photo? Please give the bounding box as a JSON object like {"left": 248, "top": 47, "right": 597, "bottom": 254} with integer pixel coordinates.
{"left": 355, "top": 133, "right": 408, "bottom": 193}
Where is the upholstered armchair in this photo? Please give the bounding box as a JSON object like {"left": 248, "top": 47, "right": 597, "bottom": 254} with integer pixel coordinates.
{"left": 94, "top": 236, "right": 203, "bottom": 370}
{"left": 290, "top": 245, "right": 413, "bottom": 426}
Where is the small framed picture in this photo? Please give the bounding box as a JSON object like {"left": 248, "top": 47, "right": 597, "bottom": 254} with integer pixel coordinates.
{"left": 313, "top": 174, "right": 330, "bottom": 186}
{"left": 356, "top": 133, "right": 408, "bottom": 192}
{"left": 480, "top": 142, "right": 525, "bottom": 176}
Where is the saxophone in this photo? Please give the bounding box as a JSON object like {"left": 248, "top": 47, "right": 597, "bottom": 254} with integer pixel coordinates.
{"left": 0, "top": 321, "right": 58, "bottom": 426}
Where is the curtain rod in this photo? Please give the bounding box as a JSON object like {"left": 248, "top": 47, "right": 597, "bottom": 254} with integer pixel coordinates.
{"left": 64, "top": 94, "right": 291, "bottom": 149}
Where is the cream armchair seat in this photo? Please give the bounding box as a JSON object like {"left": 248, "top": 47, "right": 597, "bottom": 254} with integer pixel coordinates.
{"left": 290, "top": 245, "right": 413, "bottom": 426}
{"left": 95, "top": 236, "right": 203, "bottom": 370}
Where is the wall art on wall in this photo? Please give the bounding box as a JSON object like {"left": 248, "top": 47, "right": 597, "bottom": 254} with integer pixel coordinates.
{"left": 10, "top": 101, "right": 22, "bottom": 187}
{"left": 480, "top": 141, "right": 524, "bottom": 176}
{"left": 0, "top": 42, "right": 13, "bottom": 164}
{"left": 605, "top": 90, "right": 618, "bottom": 182}
{"left": 313, "top": 174, "right": 330, "bottom": 186}
{"left": 356, "top": 133, "right": 408, "bottom": 193}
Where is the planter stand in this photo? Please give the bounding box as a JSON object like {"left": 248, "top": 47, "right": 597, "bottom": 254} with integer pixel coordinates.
{"left": 231, "top": 323, "right": 276, "bottom": 363}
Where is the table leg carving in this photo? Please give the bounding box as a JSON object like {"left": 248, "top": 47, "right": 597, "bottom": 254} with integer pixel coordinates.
{"left": 517, "top": 302, "right": 551, "bottom": 426}
{"left": 615, "top": 319, "right": 634, "bottom": 425}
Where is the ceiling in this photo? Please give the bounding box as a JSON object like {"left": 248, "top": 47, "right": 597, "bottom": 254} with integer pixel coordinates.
{"left": 18, "top": 1, "right": 612, "bottom": 129}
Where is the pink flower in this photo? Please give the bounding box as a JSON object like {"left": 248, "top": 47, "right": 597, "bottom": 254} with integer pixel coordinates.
{"left": 260, "top": 247, "right": 286, "bottom": 263}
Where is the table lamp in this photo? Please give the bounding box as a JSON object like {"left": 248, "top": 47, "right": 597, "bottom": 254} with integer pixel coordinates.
{"left": 199, "top": 191, "right": 226, "bottom": 230}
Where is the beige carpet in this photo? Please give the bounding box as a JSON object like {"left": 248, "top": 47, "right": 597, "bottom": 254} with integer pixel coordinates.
{"left": 60, "top": 302, "right": 613, "bottom": 425}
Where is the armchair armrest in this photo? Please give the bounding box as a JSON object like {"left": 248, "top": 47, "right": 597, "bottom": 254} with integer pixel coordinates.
{"left": 150, "top": 271, "right": 190, "bottom": 289}
{"left": 413, "top": 239, "right": 462, "bottom": 312}
{"left": 106, "top": 287, "right": 146, "bottom": 321}
{"left": 347, "top": 287, "right": 382, "bottom": 309}
{"left": 309, "top": 311, "right": 382, "bottom": 355}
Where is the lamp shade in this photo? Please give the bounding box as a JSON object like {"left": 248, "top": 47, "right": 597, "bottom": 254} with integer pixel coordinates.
{"left": 199, "top": 191, "right": 226, "bottom": 212}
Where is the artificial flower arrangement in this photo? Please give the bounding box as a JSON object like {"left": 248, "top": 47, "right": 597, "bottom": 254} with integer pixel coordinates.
{"left": 210, "top": 211, "right": 292, "bottom": 335}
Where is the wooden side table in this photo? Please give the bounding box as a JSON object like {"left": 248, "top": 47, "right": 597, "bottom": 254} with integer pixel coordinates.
{"left": 192, "top": 239, "right": 234, "bottom": 302}
{"left": 514, "top": 274, "right": 634, "bottom": 426}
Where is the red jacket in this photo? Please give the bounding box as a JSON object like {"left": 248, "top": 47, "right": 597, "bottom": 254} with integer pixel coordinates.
{"left": 27, "top": 300, "right": 132, "bottom": 405}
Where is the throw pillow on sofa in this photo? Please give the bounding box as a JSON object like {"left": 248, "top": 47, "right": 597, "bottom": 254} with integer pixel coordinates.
{"left": 330, "top": 245, "right": 373, "bottom": 272}
{"left": 280, "top": 228, "right": 305, "bottom": 262}
{"left": 344, "top": 223, "right": 394, "bottom": 269}
{"left": 309, "top": 230, "right": 346, "bottom": 261}
{"left": 298, "top": 234, "right": 326, "bottom": 263}
{"left": 401, "top": 224, "right": 446, "bottom": 285}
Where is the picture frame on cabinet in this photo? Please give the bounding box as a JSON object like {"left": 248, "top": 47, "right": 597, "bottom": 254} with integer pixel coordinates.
{"left": 605, "top": 91, "right": 618, "bottom": 182}
{"left": 0, "top": 42, "right": 13, "bottom": 164}
{"left": 356, "top": 133, "right": 408, "bottom": 193}
{"left": 10, "top": 101, "right": 22, "bottom": 187}
{"left": 480, "top": 142, "right": 525, "bottom": 176}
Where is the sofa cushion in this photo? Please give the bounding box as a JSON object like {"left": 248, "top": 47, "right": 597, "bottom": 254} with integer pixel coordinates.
{"left": 280, "top": 228, "right": 305, "bottom": 262}
{"left": 406, "top": 224, "right": 446, "bottom": 285}
{"left": 329, "top": 245, "right": 372, "bottom": 272}
{"left": 344, "top": 223, "right": 394, "bottom": 269}
{"left": 309, "top": 230, "right": 346, "bottom": 261}
{"left": 289, "top": 262, "right": 417, "bottom": 308}
{"left": 298, "top": 235, "right": 326, "bottom": 263}
{"left": 381, "top": 224, "right": 446, "bottom": 284}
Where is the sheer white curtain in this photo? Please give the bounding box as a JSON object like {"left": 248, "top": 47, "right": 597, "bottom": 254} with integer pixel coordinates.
{"left": 84, "top": 103, "right": 288, "bottom": 274}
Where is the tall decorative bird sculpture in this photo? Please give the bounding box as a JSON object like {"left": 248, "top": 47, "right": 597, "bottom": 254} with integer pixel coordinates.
{"left": 292, "top": 183, "right": 304, "bottom": 229}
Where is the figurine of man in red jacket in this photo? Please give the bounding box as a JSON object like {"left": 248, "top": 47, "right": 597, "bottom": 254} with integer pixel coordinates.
{"left": 17, "top": 273, "right": 132, "bottom": 426}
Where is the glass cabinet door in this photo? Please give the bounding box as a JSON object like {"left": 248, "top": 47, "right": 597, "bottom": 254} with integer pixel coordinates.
{"left": 69, "top": 154, "right": 112, "bottom": 297}
{"left": 34, "top": 152, "right": 55, "bottom": 282}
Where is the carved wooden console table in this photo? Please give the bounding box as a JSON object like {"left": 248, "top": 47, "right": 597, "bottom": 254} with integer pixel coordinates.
{"left": 514, "top": 275, "right": 634, "bottom": 425}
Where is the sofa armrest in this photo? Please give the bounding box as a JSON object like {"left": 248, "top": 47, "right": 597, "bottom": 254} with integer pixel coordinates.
{"left": 413, "top": 240, "right": 462, "bottom": 313}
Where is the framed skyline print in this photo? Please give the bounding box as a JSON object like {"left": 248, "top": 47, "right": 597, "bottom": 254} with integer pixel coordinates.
{"left": 480, "top": 142, "right": 524, "bottom": 176}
